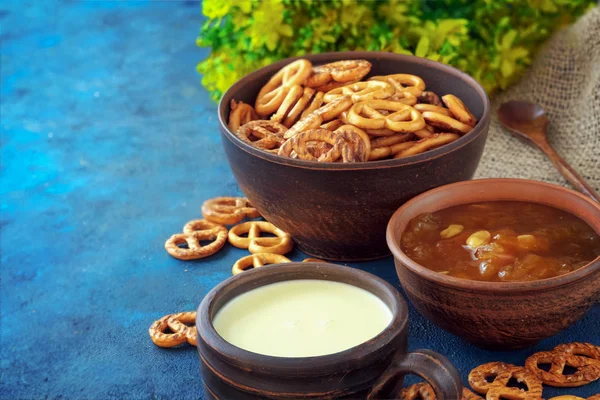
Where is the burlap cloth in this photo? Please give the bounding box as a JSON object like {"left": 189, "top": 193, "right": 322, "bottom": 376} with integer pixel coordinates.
{"left": 474, "top": 6, "right": 600, "bottom": 192}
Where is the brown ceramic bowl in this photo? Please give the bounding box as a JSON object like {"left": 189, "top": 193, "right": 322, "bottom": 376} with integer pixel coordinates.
{"left": 386, "top": 178, "right": 600, "bottom": 349}
{"left": 218, "top": 51, "right": 490, "bottom": 261}
{"left": 196, "top": 262, "right": 463, "bottom": 399}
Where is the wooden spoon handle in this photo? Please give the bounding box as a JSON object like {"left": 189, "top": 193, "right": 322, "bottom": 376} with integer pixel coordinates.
{"left": 535, "top": 139, "right": 600, "bottom": 202}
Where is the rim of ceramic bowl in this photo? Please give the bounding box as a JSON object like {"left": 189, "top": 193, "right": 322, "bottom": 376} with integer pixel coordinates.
{"left": 386, "top": 178, "right": 600, "bottom": 292}
{"left": 218, "top": 51, "right": 490, "bottom": 171}
{"left": 197, "top": 262, "right": 407, "bottom": 373}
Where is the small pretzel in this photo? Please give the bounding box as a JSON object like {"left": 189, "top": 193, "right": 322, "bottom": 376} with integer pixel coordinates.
{"left": 462, "top": 388, "right": 483, "bottom": 400}
{"left": 365, "top": 127, "right": 398, "bottom": 137}
{"left": 442, "top": 94, "right": 476, "bottom": 127}
{"left": 300, "top": 91, "right": 325, "bottom": 119}
{"left": 306, "top": 59, "right": 371, "bottom": 88}
{"left": 320, "top": 119, "right": 344, "bottom": 131}
{"left": 399, "top": 382, "right": 436, "bottom": 400}
{"left": 371, "top": 133, "right": 413, "bottom": 149}
{"left": 549, "top": 396, "right": 586, "bottom": 400}
{"left": 284, "top": 112, "right": 323, "bottom": 139}
{"left": 314, "top": 79, "right": 360, "bottom": 93}
{"left": 484, "top": 368, "right": 543, "bottom": 400}
{"left": 388, "top": 91, "right": 418, "bottom": 106}
{"left": 228, "top": 100, "right": 259, "bottom": 133}
{"left": 414, "top": 103, "right": 453, "bottom": 117}
{"left": 167, "top": 312, "right": 197, "bottom": 346}
{"left": 323, "top": 81, "right": 394, "bottom": 103}
{"left": 422, "top": 111, "right": 473, "bottom": 134}
{"left": 236, "top": 120, "right": 287, "bottom": 151}
{"left": 232, "top": 253, "right": 291, "bottom": 275}
{"left": 349, "top": 100, "right": 425, "bottom": 133}
{"left": 419, "top": 91, "right": 443, "bottom": 106}
{"left": 255, "top": 59, "right": 312, "bottom": 116}
{"left": 554, "top": 343, "right": 600, "bottom": 360}
{"left": 334, "top": 124, "right": 370, "bottom": 162}
{"left": 165, "top": 220, "right": 228, "bottom": 260}
{"left": 149, "top": 315, "right": 188, "bottom": 348}
{"left": 283, "top": 87, "right": 316, "bottom": 128}
{"left": 525, "top": 351, "right": 600, "bottom": 387}
{"left": 202, "top": 197, "right": 261, "bottom": 225}
{"left": 313, "top": 95, "right": 353, "bottom": 121}
{"left": 369, "top": 74, "right": 426, "bottom": 97}
{"left": 271, "top": 85, "right": 304, "bottom": 124}
{"left": 228, "top": 221, "right": 293, "bottom": 255}
{"left": 280, "top": 129, "right": 342, "bottom": 162}
{"left": 394, "top": 133, "right": 460, "bottom": 158}
{"left": 469, "top": 362, "right": 520, "bottom": 394}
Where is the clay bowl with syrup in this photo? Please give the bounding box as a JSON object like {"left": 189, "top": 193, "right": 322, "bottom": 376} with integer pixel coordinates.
{"left": 196, "top": 262, "right": 462, "bottom": 399}
{"left": 387, "top": 178, "right": 600, "bottom": 349}
{"left": 218, "top": 51, "right": 490, "bottom": 261}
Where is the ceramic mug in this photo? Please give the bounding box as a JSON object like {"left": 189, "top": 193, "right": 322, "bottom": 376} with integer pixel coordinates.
{"left": 196, "top": 262, "right": 462, "bottom": 399}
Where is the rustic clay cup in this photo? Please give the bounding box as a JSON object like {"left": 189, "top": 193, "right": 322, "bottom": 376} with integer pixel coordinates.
{"left": 218, "top": 51, "right": 490, "bottom": 261}
{"left": 196, "top": 262, "right": 462, "bottom": 399}
{"left": 387, "top": 178, "right": 600, "bottom": 349}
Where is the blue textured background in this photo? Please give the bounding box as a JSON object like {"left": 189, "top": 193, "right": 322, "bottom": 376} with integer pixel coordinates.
{"left": 0, "top": 1, "right": 598, "bottom": 399}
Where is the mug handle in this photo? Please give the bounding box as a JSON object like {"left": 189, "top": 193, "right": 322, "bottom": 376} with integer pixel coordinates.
{"left": 367, "top": 349, "right": 462, "bottom": 400}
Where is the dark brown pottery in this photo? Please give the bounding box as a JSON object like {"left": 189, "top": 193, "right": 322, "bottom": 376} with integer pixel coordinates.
{"left": 386, "top": 178, "right": 600, "bottom": 349}
{"left": 196, "top": 262, "right": 462, "bottom": 399}
{"left": 218, "top": 51, "right": 491, "bottom": 261}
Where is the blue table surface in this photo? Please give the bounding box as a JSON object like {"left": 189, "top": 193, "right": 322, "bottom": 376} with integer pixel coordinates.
{"left": 1, "top": 1, "right": 598, "bottom": 399}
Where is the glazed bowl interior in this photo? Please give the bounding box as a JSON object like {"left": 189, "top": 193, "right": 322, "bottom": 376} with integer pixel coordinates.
{"left": 197, "top": 262, "right": 407, "bottom": 372}
{"left": 387, "top": 178, "right": 600, "bottom": 290}
{"left": 218, "top": 51, "right": 490, "bottom": 169}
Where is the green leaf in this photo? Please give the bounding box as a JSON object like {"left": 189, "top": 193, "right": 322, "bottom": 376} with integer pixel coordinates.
{"left": 415, "top": 36, "right": 430, "bottom": 57}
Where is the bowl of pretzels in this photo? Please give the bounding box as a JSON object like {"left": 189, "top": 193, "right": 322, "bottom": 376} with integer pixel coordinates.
{"left": 218, "top": 51, "right": 490, "bottom": 261}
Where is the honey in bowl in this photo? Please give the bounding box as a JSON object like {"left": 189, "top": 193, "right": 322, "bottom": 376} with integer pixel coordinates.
{"left": 400, "top": 201, "right": 600, "bottom": 282}
{"left": 212, "top": 279, "right": 392, "bottom": 357}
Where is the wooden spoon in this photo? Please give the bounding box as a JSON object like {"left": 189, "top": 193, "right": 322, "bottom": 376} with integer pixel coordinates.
{"left": 497, "top": 101, "right": 600, "bottom": 202}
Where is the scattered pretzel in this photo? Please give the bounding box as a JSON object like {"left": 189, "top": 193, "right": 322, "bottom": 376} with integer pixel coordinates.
{"left": 228, "top": 100, "right": 259, "bottom": 133}
{"left": 149, "top": 315, "right": 188, "bottom": 348}
{"left": 422, "top": 111, "right": 473, "bottom": 134}
{"left": 236, "top": 120, "right": 287, "bottom": 151}
{"left": 468, "top": 362, "right": 520, "bottom": 394}
{"left": 549, "top": 396, "right": 586, "bottom": 400}
{"left": 369, "top": 74, "right": 426, "bottom": 97}
{"left": 255, "top": 59, "right": 312, "bottom": 116}
{"left": 442, "top": 94, "right": 476, "bottom": 127}
{"left": 164, "top": 219, "right": 228, "bottom": 260}
{"left": 232, "top": 253, "right": 292, "bottom": 275}
{"left": 525, "top": 350, "right": 600, "bottom": 387}
{"left": 324, "top": 81, "right": 394, "bottom": 103}
{"left": 167, "top": 312, "right": 197, "bottom": 346}
{"left": 399, "top": 382, "right": 436, "bottom": 400}
{"left": 553, "top": 343, "right": 600, "bottom": 360}
{"left": 202, "top": 196, "right": 261, "bottom": 225}
{"left": 228, "top": 221, "right": 293, "bottom": 255}
{"left": 462, "top": 388, "right": 483, "bottom": 400}
{"left": 469, "top": 362, "right": 542, "bottom": 399}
